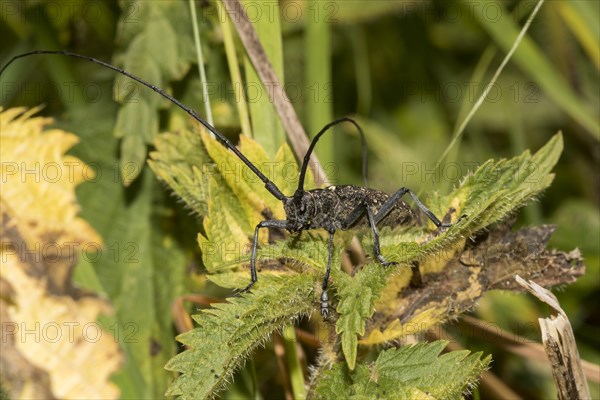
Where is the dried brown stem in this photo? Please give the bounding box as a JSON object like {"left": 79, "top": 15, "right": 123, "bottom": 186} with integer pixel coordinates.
{"left": 516, "top": 276, "right": 592, "bottom": 399}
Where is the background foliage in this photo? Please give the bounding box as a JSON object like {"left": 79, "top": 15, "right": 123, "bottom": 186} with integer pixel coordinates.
{"left": 1, "top": 0, "right": 598, "bottom": 399}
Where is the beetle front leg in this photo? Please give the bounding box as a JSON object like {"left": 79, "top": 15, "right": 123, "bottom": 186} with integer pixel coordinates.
{"left": 240, "top": 219, "right": 287, "bottom": 293}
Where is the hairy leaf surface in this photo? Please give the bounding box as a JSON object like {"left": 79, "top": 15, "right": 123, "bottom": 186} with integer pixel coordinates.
{"left": 311, "top": 341, "right": 490, "bottom": 400}
{"left": 165, "top": 274, "right": 315, "bottom": 399}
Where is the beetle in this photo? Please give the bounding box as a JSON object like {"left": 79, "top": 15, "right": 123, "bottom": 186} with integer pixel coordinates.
{"left": 1, "top": 50, "right": 450, "bottom": 317}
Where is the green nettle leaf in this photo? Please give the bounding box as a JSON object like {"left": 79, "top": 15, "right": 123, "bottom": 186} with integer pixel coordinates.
{"left": 311, "top": 341, "right": 491, "bottom": 400}
{"left": 157, "top": 131, "right": 566, "bottom": 399}
{"left": 372, "top": 132, "right": 564, "bottom": 268}
{"left": 149, "top": 128, "right": 315, "bottom": 218}
{"left": 164, "top": 274, "right": 315, "bottom": 399}
{"left": 201, "top": 173, "right": 253, "bottom": 272}
{"left": 207, "top": 232, "right": 332, "bottom": 290}
{"left": 335, "top": 262, "right": 388, "bottom": 370}
{"left": 148, "top": 129, "right": 209, "bottom": 215}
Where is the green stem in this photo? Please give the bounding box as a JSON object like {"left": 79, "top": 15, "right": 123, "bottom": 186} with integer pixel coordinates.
{"left": 349, "top": 26, "right": 371, "bottom": 116}
{"left": 216, "top": 1, "right": 252, "bottom": 137}
{"left": 282, "top": 325, "right": 306, "bottom": 399}
{"left": 189, "top": 0, "right": 213, "bottom": 126}
{"left": 437, "top": 0, "right": 546, "bottom": 167}
{"left": 305, "top": 0, "right": 333, "bottom": 160}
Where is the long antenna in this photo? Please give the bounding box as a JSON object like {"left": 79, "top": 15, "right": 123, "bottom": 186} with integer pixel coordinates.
{"left": 0, "top": 50, "right": 287, "bottom": 201}
{"left": 296, "top": 117, "right": 368, "bottom": 195}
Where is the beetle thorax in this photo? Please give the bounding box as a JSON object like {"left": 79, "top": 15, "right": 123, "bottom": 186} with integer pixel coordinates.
{"left": 284, "top": 190, "right": 342, "bottom": 233}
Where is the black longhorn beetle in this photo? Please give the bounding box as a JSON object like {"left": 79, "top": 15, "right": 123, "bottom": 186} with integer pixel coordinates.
{"left": 1, "top": 50, "right": 451, "bottom": 318}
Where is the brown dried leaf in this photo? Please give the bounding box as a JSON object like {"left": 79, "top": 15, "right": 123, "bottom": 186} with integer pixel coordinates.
{"left": 361, "top": 221, "right": 585, "bottom": 344}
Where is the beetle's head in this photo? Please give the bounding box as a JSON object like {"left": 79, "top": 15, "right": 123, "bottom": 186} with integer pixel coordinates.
{"left": 283, "top": 191, "right": 316, "bottom": 232}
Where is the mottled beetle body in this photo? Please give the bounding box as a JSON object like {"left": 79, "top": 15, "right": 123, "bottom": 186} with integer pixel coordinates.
{"left": 284, "top": 186, "right": 417, "bottom": 234}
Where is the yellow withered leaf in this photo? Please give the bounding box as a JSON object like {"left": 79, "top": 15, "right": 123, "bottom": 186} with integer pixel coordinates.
{"left": 1, "top": 254, "right": 122, "bottom": 399}
{"left": 0, "top": 107, "right": 122, "bottom": 399}
{"left": 0, "top": 107, "right": 101, "bottom": 247}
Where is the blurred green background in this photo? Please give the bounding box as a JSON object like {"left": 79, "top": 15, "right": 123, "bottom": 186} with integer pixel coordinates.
{"left": 1, "top": 0, "right": 598, "bottom": 398}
